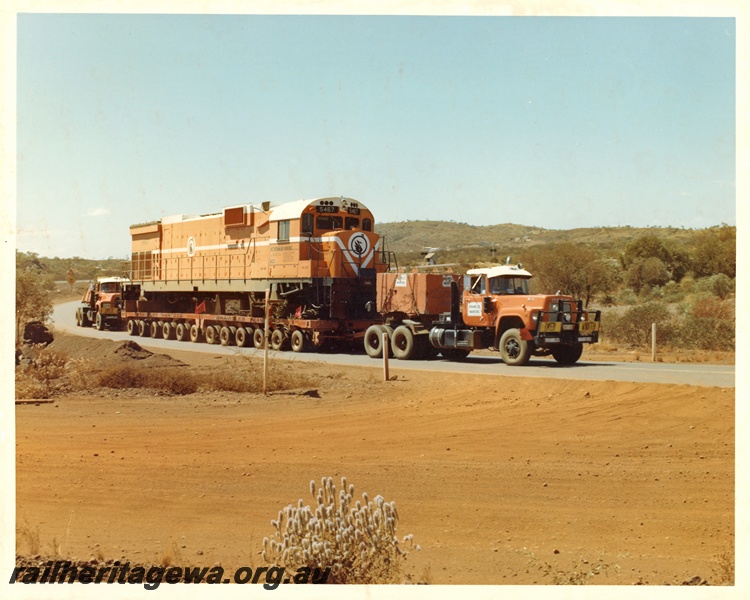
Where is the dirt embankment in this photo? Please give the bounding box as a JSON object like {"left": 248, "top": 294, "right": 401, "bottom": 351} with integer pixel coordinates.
{"left": 15, "top": 333, "right": 734, "bottom": 585}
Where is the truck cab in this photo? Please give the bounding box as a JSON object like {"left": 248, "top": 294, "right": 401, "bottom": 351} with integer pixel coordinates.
{"left": 430, "top": 264, "right": 601, "bottom": 365}
{"left": 76, "top": 276, "right": 129, "bottom": 330}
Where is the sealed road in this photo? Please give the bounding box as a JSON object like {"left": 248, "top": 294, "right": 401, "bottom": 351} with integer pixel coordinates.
{"left": 53, "top": 301, "right": 735, "bottom": 388}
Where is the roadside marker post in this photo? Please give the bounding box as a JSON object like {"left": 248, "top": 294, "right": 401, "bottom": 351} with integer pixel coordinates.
{"left": 383, "top": 332, "right": 390, "bottom": 381}
{"left": 264, "top": 288, "right": 270, "bottom": 395}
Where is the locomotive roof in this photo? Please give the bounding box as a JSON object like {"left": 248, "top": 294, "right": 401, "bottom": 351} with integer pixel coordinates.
{"left": 467, "top": 265, "right": 533, "bottom": 278}
{"left": 269, "top": 196, "right": 365, "bottom": 221}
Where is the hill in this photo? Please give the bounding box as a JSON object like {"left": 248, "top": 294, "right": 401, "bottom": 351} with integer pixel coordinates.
{"left": 374, "top": 220, "right": 699, "bottom": 255}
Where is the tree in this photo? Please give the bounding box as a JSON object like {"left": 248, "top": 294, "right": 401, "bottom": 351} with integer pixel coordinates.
{"left": 522, "top": 243, "right": 620, "bottom": 306}
{"left": 621, "top": 235, "right": 690, "bottom": 282}
{"left": 690, "top": 225, "right": 736, "bottom": 278}
{"left": 16, "top": 259, "right": 54, "bottom": 347}
{"left": 626, "top": 257, "right": 670, "bottom": 292}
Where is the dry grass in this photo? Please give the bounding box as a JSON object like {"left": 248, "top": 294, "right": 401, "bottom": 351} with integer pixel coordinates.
{"left": 203, "top": 354, "right": 317, "bottom": 394}
{"left": 96, "top": 364, "right": 199, "bottom": 395}
{"left": 261, "top": 477, "right": 418, "bottom": 584}
{"left": 520, "top": 548, "right": 620, "bottom": 585}
{"left": 711, "top": 550, "right": 734, "bottom": 585}
{"left": 17, "top": 523, "right": 41, "bottom": 555}
{"left": 15, "top": 346, "right": 68, "bottom": 399}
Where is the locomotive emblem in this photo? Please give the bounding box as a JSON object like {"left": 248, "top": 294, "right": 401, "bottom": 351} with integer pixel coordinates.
{"left": 349, "top": 233, "right": 370, "bottom": 257}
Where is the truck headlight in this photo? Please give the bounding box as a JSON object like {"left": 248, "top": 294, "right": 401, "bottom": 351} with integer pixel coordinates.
{"left": 550, "top": 302, "right": 559, "bottom": 313}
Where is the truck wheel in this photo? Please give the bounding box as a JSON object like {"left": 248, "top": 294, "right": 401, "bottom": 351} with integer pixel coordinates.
{"left": 205, "top": 325, "right": 219, "bottom": 344}
{"left": 364, "top": 325, "right": 385, "bottom": 358}
{"left": 441, "top": 348, "right": 470, "bottom": 361}
{"left": 391, "top": 325, "right": 415, "bottom": 360}
{"left": 175, "top": 322, "right": 189, "bottom": 342}
{"left": 150, "top": 321, "right": 162, "bottom": 338}
{"left": 290, "top": 330, "right": 307, "bottom": 353}
{"left": 235, "top": 327, "right": 251, "bottom": 347}
{"left": 138, "top": 320, "right": 149, "bottom": 337}
{"left": 270, "top": 329, "right": 288, "bottom": 351}
{"left": 126, "top": 319, "right": 137, "bottom": 336}
{"left": 189, "top": 324, "right": 203, "bottom": 343}
{"left": 500, "top": 328, "right": 531, "bottom": 366}
{"left": 253, "top": 328, "right": 265, "bottom": 349}
{"left": 95, "top": 312, "right": 105, "bottom": 331}
{"left": 551, "top": 343, "right": 583, "bottom": 365}
{"left": 219, "top": 326, "right": 235, "bottom": 346}
{"left": 162, "top": 322, "right": 176, "bottom": 340}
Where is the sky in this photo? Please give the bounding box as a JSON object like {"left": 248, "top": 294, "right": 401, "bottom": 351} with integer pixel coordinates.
{"left": 12, "top": 9, "right": 739, "bottom": 259}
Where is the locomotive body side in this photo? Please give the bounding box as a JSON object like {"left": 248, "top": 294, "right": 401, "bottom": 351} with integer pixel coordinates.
{"left": 124, "top": 196, "right": 390, "bottom": 331}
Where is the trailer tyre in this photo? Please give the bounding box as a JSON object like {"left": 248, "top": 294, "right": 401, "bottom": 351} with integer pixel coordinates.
{"left": 75, "top": 309, "right": 82, "bottom": 327}
{"left": 126, "top": 319, "right": 137, "bottom": 336}
{"left": 290, "top": 330, "right": 307, "bottom": 353}
{"left": 253, "top": 328, "right": 265, "bottom": 349}
{"left": 500, "top": 328, "right": 532, "bottom": 366}
{"left": 235, "top": 327, "right": 251, "bottom": 347}
{"left": 551, "top": 343, "right": 583, "bottom": 365}
{"left": 162, "top": 322, "right": 176, "bottom": 340}
{"left": 270, "top": 329, "right": 288, "bottom": 351}
{"left": 138, "top": 320, "right": 149, "bottom": 337}
{"left": 392, "top": 325, "right": 415, "bottom": 360}
{"left": 364, "top": 325, "right": 386, "bottom": 358}
{"left": 175, "top": 322, "right": 189, "bottom": 342}
{"left": 205, "top": 325, "right": 219, "bottom": 345}
{"left": 189, "top": 324, "right": 203, "bottom": 343}
{"left": 150, "top": 321, "right": 162, "bottom": 338}
{"left": 219, "top": 326, "right": 235, "bottom": 346}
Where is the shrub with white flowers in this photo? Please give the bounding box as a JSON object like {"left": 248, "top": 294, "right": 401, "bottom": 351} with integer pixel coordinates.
{"left": 261, "top": 476, "right": 418, "bottom": 584}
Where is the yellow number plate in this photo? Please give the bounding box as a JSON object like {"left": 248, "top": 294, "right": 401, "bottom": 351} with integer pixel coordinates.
{"left": 539, "top": 321, "right": 562, "bottom": 333}
{"left": 579, "top": 321, "right": 600, "bottom": 333}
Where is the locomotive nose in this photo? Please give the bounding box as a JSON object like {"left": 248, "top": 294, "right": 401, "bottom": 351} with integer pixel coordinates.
{"left": 322, "top": 229, "right": 380, "bottom": 277}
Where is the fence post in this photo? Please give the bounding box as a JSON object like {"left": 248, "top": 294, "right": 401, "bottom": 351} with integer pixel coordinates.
{"left": 383, "top": 332, "right": 390, "bottom": 381}
{"left": 651, "top": 322, "right": 656, "bottom": 362}
{"left": 263, "top": 288, "right": 270, "bottom": 395}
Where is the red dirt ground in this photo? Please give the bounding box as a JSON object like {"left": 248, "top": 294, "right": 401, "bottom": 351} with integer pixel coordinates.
{"left": 14, "top": 334, "right": 734, "bottom": 585}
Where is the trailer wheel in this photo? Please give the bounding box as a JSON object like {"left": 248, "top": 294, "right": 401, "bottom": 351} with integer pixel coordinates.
{"left": 175, "top": 322, "right": 189, "bottom": 342}
{"left": 189, "top": 324, "right": 203, "bottom": 343}
{"left": 138, "top": 320, "right": 149, "bottom": 337}
{"left": 290, "top": 330, "right": 307, "bottom": 353}
{"left": 75, "top": 308, "right": 82, "bottom": 327}
{"left": 81, "top": 311, "right": 91, "bottom": 327}
{"left": 551, "top": 343, "right": 583, "bottom": 365}
{"left": 270, "top": 329, "right": 288, "bottom": 351}
{"left": 126, "top": 319, "right": 137, "bottom": 336}
{"left": 162, "top": 322, "right": 176, "bottom": 340}
{"left": 253, "top": 327, "right": 265, "bottom": 349}
{"left": 205, "top": 325, "right": 219, "bottom": 345}
{"left": 391, "top": 325, "right": 415, "bottom": 360}
{"left": 235, "top": 327, "right": 251, "bottom": 347}
{"left": 219, "top": 326, "right": 235, "bottom": 346}
{"left": 364, "top": 325, "right": 385, "bottom": 358}
{"left": 500, "top": 328, "right": 531, "bottom": 366}
{"left": 150, "top": 321, "right": 162, "bottom": 338}
{"left": 441, "top": 348, "right": 470, "bottom": 361}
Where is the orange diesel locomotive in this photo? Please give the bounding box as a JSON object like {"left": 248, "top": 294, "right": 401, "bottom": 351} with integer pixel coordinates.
{"left": 122, "top": 196, "right": 393, "bottom": 349}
